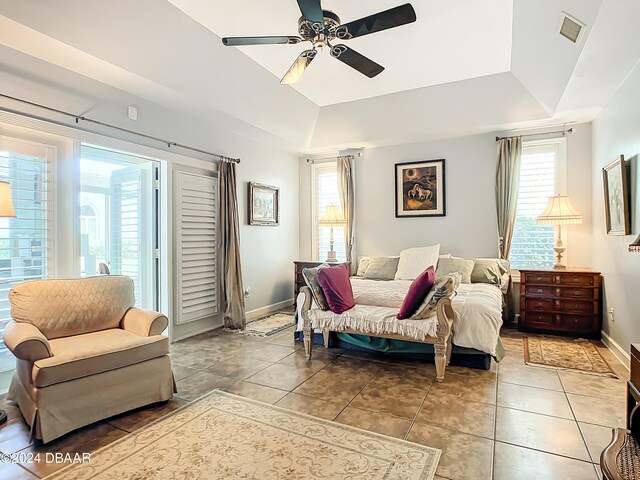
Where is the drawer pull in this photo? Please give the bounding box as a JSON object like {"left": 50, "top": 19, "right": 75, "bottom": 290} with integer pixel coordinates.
{"left": 556, "top": 288, "right": 561, "bottom": 295}
{"left": 537, "top": 288, "right": 543, "bottom": 293}
{"left": 555, "top": 275, "right": 561, "bottom": 283}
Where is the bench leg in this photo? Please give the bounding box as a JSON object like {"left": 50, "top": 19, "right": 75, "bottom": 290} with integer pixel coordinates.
{"left": 303, "top": 326, "right": 313, "bottom": 360}
{"left": 434, "top": 342, "right": 447, "bottom": 382}
{"left": 322, "top": 329, "right": 330, "bottom": 348}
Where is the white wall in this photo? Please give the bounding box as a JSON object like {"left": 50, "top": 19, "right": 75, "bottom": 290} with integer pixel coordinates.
{"left": 300, "top": 125, "right": 593, "bottom": 265}
{"left": 591, "top": 61, "right": 640, "bottom": 357}
{"left": 1, "top": 49, "right": 299, "bottom": 340}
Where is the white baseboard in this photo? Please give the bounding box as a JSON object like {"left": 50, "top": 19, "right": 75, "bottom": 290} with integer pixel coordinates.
{"left": 246, "top": 298, "right": 294, "bottom": 322}
{"left": 601, "top": 330, "right": 630, "bottom": 371}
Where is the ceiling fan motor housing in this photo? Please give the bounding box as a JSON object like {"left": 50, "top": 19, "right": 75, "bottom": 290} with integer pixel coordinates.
{"left": 298, "top": 10, "right": 343, "bottom": 47}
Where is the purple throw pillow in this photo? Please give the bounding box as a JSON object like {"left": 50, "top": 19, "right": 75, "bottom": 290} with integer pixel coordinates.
{"left": 316, "top": 264, "right": 355, "bottom": 314}
{"left": 396, "top": 266, "right": 436, "bottom": 319}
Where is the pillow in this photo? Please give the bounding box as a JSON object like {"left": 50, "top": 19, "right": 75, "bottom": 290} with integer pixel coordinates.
{"left": 470, "top": 258, "right": 507, "bottom": 285}
{"left": 302, "top": 264, "right": 330, "bottom": 311}
{"left": 317, "top": 264, "right": 355, "bottom": 314}
{"left": 364, "top": 256, "right": 400, "bottom": 280}
{"left": 436, "top": 257, "right": 475, "bottom": 284}
{"left": 356, "top": 257, "right": 371, "bottom": 277}
{"left": 395, "top": 245, "right": 440, "bottom": 280}
{"left": 396, "top": 266, "right": 436, "bottom": 319}
{"left": 411, "top": 273, "right": 462, "bottom": 320}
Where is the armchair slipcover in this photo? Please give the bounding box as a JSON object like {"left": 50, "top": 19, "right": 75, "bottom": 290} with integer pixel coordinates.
{"left": 3, "top": 276, "right": 175, "bottom": 443}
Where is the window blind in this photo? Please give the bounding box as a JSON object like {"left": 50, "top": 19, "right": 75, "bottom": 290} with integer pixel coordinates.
{"left": 313, "top": 163, "right": 346, "bottom": 262}
{"left": 510, "top": 145, "right": 557, "bottom": 269}
{"left": 175, "top": 171, "right": 218, "bottom": 324}
{"left": 0, "top": 146, "right": 52, "bottom": 360}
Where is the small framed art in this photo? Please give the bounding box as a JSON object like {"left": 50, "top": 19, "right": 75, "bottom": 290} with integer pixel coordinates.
{"left": 395, "top": 159, "right": 446, "bottom": 217}
{"left": 248, "top": 182, "right": 280, "bottom": 226}
{"left": 602, "top": 155, "right": 630, "bottom": 235}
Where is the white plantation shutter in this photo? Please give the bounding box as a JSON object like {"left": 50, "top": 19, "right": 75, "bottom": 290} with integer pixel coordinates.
{"left": 510, "top": 144, "right": 557, "bottom": 269}
{"left": 176, "top": 171, "right": 218, "bottom": 323}
{"left": 0, "top": 138, "right": 53, "bottom": 361}
{"left": 312, "top": 162, "right": 346, "bottom": 262}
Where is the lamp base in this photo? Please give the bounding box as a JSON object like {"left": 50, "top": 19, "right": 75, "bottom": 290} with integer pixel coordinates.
{"left": 554, "top": 235, "right": 567, "bottom": 269}
{"left": 325, "top": 250, "right": 337, "bottom": 263}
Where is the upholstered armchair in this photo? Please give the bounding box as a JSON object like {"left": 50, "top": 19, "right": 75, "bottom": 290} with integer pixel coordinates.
{"left": 3, "top": 276, "right": 175, "bottom": 443}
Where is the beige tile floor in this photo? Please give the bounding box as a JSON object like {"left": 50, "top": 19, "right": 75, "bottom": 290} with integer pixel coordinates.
{"left": 0, "top": 322, "right": 628, "bottom": 479}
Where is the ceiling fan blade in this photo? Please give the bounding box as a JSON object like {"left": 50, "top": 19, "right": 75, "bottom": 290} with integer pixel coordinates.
{"left": 222, "top": 36, "right": 302, "bottom": 46}
{"left": 337, "top": 3, "right": 416, "bottom": 40}
{"left": 330, "top": 45, "right": 384, "bottom": 78}
{"left": 296, "top": 0, "right": 324, "bottom": 23}
{"left": 281, "top": 49, "right": 317, "bottom": 84}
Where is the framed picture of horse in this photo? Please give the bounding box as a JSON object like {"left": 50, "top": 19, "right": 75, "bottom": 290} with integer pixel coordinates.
{"left": 395, "top": 159, "right": 446, "bottom": 218}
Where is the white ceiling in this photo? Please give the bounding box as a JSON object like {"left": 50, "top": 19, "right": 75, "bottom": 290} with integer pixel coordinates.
{"left": 168, "top": 0, "right": 514, "bottom": 106}
{"left": 1, "top": 0, "right": 640, "bottom": 153}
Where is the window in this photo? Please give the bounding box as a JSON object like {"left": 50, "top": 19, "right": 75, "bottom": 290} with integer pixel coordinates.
{"left": 0, "top": 137, "right": 53, "bottom": 366}
{"left": 510, "top": 140, "right": 566, "bottom": 269}
{"left": 312, "top": 162, "right": 346, "bottom": 262}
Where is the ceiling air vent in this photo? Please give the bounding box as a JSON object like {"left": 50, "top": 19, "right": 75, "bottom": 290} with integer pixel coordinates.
{"left": 558, "top": 12, "right": 585, "bottom": 44}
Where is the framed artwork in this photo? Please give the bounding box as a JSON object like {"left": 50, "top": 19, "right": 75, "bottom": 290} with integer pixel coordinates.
{"left": 248, "top": 182, "right": 280, "bottom": 226}
{"left": 395, "top": 159, "right": 446, "bottom": 217}
{"left": 602, "top": 155, "right": 630, "bottom": 235}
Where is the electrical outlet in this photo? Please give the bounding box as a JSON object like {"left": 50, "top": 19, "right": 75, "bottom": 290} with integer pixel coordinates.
{"left": 244, "top": 287, "right": 251, "bottom": 298}
{"left": 608, "top": 307, "right": 615, "bottom": 322}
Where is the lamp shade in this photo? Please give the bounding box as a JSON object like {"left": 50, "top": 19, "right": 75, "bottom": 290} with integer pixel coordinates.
{"left": 0, "top": 181, "right": 16, "bottom": 218}
{"left": 630, "top": 235, "right": 640, "bottom": 253}
{"left": 536, "top": 195, "right": 582, "bottom": 225}
{"left": 319, "top": 204, "right": 344, "bottom": 225}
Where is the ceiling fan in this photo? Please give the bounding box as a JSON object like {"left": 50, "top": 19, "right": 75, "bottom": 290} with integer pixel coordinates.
{"left": 221, "top": 1, "right": 417, "bottom": 84}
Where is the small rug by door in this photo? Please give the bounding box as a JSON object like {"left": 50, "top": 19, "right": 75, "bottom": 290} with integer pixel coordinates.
{"left": 48, "top": 390, "right": 441, "bottom": 480}
{"left": 523, "top": 336, "right": 619, "bottom": 378}
{"left": 242, "top": 312, "right": 295, "bottom": 336}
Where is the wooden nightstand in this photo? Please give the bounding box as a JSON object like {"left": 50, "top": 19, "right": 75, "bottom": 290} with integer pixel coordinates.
{"left": 518, "top": 267, "right": 602, "bottom": 339}
{"left": 293, "top": 261, "right": 345, "bottom": 306}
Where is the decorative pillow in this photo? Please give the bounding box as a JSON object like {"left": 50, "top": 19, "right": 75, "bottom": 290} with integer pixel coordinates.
{"left": 317, "top": 264, "right": 355, "bottom": 314}
{"left": 395, "top": 245, "right": 440, "bottom": 280}
{"left": 436, "top": 257, "right": 475, "bottom": 284}
{"left": 411, "top": 273, "right": 462, "bottom": 320}
{"left": 470, "top": 258, "right": 507, "bottom": 285}
{"left": 396, "top": 266, "right": 436, "bottom": 319}
{"left": 302, "top": 264, "right": 330, "bottom": 311}
{"left": 364, "top": 256, "right": 400, "bottom": 280}
{"left": 356, "top": 257, "right": 371, "bottom": 277}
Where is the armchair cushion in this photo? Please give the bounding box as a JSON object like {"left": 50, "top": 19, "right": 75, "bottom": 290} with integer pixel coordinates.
{"left": 121, "top": 308, "right": 168, "bottom": 337}
{"left": 30, "top": 329, "right": 169, "bottom": 388}
{"left": 3, "top": 321, "right": 52, "bottom": 362}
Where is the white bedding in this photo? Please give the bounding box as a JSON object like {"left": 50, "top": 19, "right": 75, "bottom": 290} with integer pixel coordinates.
{"left": 296, "top": 278, "right": 503, "bottom": 356}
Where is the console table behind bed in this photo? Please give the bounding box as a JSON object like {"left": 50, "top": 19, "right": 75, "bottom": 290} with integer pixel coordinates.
{"left": 298, "top": 286, "right": 455, "bottom": 382}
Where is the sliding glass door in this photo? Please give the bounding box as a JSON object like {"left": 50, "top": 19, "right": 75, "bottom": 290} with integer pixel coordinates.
{"left": 79, "top": 145, "right": 159, "bottom": 309}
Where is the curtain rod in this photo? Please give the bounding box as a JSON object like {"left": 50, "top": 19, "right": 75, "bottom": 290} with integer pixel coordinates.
{"left": 306, "top": 153, "right": 361, "bottom": 164}
{"left": 0, "top": 93, "right": 241, "bottom": 164}
{"left": 496, "top": 128, "right": 574, "bottom": 142}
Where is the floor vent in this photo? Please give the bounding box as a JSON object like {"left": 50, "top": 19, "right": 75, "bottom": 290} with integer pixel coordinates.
{"left": 558, "top": 12, "right": 585, "bottom": 44}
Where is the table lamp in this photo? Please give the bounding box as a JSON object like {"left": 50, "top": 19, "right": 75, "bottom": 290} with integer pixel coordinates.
{"left": 536, "top": 195, "right": 582, "bottom": 268}
{"left": 0, "top": 180, "right": 15, "bottom": 425}
{"left": 319, "top": 204, "right": 344, "bottom": 262}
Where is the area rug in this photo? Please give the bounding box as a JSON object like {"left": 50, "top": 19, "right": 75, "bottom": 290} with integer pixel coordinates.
{"left": 523, "top": 336, "right": 619, "bottom": 378}
{"left": 241, "top": 312, "right": 295, "bottom": 336}
{"left": 48, "top": 390, "right": 441, "bottom": 480}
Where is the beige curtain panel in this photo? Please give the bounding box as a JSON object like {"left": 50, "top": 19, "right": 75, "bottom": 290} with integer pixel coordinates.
{"left": 495, "top": 137, "right": 522, "bottom": 260}
{"left": 338, "top": 156, "right": 355, "bottom": 273}
{"left": 219, "top": 161, "right": 246, "bottom": 329}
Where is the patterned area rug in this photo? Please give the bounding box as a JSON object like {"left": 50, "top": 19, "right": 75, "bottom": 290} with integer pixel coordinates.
{"left": 242, "top": 312, "right": 295, "bottom": 336}
{"left": 524, "top": 336, "right": 619, "bottom": 378}
{"left": 48, "top": 390, "right": 441, "bottom": 480}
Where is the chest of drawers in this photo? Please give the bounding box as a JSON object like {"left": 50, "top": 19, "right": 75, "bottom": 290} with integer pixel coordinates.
{"left": 519, "top": 268, "right": 602, "bottom": 338}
